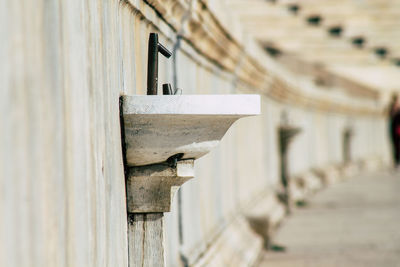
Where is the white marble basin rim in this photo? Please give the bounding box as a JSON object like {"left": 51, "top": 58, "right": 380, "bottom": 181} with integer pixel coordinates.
{"left": 122, "top": 94, "right": 260, "bottom": 166}
{"left": 122, "top": 95, "right": 260, "bottom": 115}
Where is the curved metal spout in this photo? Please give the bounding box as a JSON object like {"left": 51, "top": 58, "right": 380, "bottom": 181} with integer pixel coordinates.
{"left": 147, "top": 33, "right": 172, "bottom": 95}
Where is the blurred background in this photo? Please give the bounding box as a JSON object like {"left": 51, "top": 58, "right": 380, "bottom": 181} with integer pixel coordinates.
{"left": 0, "top": 0, "right": 399, "bottom": 266}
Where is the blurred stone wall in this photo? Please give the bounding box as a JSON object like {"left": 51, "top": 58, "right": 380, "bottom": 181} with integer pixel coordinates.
{"left": 0, "top": 0, "right": 390, "bottom": 266}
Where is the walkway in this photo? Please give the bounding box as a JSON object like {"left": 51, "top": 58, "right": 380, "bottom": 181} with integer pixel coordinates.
{"left": 258, "top": 170, "right": 400, "bottom": 267}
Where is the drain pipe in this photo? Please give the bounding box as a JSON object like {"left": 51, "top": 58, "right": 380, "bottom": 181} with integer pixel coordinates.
{"left": 171, "top": 1, "right": 195, "bottom": 266}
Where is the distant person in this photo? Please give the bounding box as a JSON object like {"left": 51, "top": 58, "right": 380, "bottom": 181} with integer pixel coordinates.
{"left": 388, "top": 94, "right": 400, "bottom": 168}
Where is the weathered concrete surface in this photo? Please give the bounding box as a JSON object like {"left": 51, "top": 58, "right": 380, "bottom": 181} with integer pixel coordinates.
{"left": 127, "top": 160, "right": 194, "bottom": 213}
{"left": 258, "top": 170, "right": 400, "bottom": 267}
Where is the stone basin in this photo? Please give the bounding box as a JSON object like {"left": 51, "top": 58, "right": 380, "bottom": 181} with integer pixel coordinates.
{"left": 122, "top": 94, "right": 260, "bottom": 166}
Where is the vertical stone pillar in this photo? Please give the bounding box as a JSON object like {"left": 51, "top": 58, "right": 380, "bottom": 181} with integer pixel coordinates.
{"left": 125, "top": 160, "right": 194, "bottom": 267}
{"left": 128, "top": 213, "right": 165, "bottom": 266}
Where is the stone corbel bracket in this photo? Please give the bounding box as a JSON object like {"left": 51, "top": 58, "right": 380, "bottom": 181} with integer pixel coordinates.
{"left": 127, "top": 159, "right": 194, "bottom": 213}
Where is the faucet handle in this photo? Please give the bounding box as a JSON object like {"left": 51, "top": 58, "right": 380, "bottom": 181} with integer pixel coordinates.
{"left": 149, "top": 33, "right": 172, "bottom": 58}
{"left": 158, "top": 42, "right": 172, "bottom": 58}
{"left": 162, "top": 84, "right": 173, "bottom": 95}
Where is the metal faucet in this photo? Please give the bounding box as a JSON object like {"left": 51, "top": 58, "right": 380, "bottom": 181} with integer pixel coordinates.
{"left": 147, "top": 33, "right": 172, "bottom": 95}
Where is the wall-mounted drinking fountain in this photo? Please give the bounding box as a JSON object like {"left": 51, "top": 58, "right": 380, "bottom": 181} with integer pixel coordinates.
{"left": 122, "top": 94, "right": 260, "bottom": 212}
{"left": 121, "top": 33, "right": 260, "bottom": 213}
{"left": 122, "top": 32, "right": 260, "bottom": 267}
{"left": 343, "top": 126, "right": 353, "bottom": 164}
{"left": 278, "top": 112, "right": 301, "bottom": 213}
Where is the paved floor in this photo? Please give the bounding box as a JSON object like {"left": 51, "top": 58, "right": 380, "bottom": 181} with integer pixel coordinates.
{"left": 258, "top": 170, "right": 400, "bottom": 267}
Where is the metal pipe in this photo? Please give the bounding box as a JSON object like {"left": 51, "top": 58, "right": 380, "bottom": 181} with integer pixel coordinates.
{"left": 147, "top": 33, "right": 172, "bottom": 95}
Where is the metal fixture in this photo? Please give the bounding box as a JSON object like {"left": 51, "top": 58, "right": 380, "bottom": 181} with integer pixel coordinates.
{"left": 306, "top": 15, "right": 322, "bottom": 26}
{"left": 163, "top": 83, "right": 173, "bottom": 95}
{"left": 147, "top": 33, "right": 172, "bottom": 95}
{"left": 352, "top": 36, "right": 365, "bottom": 48}
{"left": 167, "top": 153, "right": 184, "bottom": 168}
{"left": 264, "top": 45, "right": 282, "bottom": 57}
{"left": 374, "top": 47, "right": 388, "bottom": 59}
{"left": 328, "top": 26, "right": 342, "bottom": 37}
{"left": 288, "top": 4, "right": 300, "bottom": 15}
{"left": 393, "top": 58, "right": 400, "bottom": 67}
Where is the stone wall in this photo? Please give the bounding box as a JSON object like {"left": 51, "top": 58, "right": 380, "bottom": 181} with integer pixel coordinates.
{"left": 0, "top": 0, "right": 390, "bottom": 266}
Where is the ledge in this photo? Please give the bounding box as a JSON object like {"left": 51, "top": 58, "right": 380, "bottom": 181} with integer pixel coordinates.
{"left": 127, "top": 0, "right": 382, "bottom": 116}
